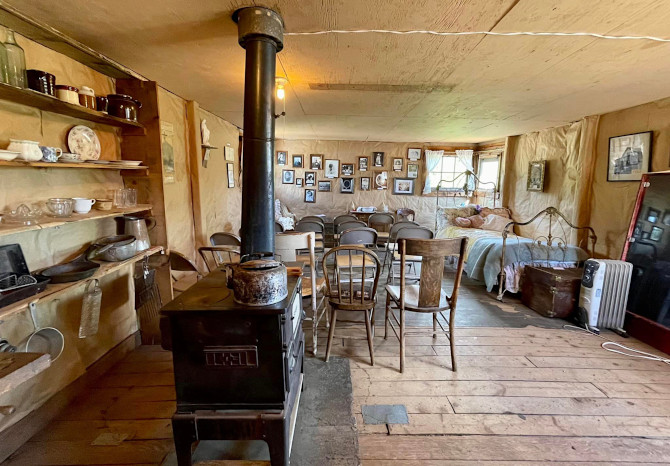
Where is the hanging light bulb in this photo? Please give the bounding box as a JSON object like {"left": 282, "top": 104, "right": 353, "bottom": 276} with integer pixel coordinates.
{"left": 275, "top": 77, "right": 287, "bottom": 100}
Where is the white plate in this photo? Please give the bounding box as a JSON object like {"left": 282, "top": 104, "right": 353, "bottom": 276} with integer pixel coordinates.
{"left": 67, "top": 126, "right": 101, "bottom": 161}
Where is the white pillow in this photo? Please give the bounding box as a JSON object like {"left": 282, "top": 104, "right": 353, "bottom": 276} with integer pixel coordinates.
{"left": 480, "top": 214, "right": 511, "bottom": 232}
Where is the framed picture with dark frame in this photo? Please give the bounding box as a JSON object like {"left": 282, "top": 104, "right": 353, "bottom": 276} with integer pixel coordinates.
{"left": 527, "top": 160, "right": 546, "bottom": 192}
{"left": 374, "top": 171, "right": 388, "bottom": 190}
{"left": 296, "top": 178, "right": 303, "bottom": 187}
{"left": 407, "top": 148, "right": 421, "bottom": 160}
{"left": 373, "top": 152, "right": 384, "bottom": 167}
{"left": 325, "top": 159, "right": 339, "bottom": 178}
{"left": 292, "top": 154, "right": 303, "bottom": 168}
{"left": 360, "top": 177, "right": 370, "bottom": 191}
{"left": 340, "top": 177, "right": 354, "bottom": 193}
{"left": 305, "top": 171, "right": 316, "bottom": 186}
{"left": 341, "top": 163, "right": 354, "bottom": 176}
{"left": 304, "top": 189, "right": 316, "bottom": 203}
{"left": 282, "top": 169, "right": 295, "bottom": 184}
{"left": 651, "top": 226, "right": 664, "bottom": 242}
{"left": 276, "top": 151, "right": 287, "bottom": 165}
{"left": 407, "top": 163, "right": 419, "bottom": 179}
{"left": 318, "top": 180, "right": 331, "bottom": 192}
{"left": 359, "top": 156, "right": 368, "bottom": 172}
{"left": 393, "top": 158, "right": 403, "bottom": 171}
{"left": 393, "top": 178, "right": 415, "bottom": 195}
{"left": 647, "top": 207, "right": 661, "bottom": 223}
{"left": 310, "top": 154, "right": 323, "bottom": 170}
{"left": 608, "top": 131, "right": 652, "bottom": 182}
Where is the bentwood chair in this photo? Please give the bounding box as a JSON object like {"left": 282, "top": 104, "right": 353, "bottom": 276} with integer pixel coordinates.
{"left": 275, "top": 232, "right": 327, "bottom": 355}
{"left": 396, "top": 208, "right": 416, "bottom": 222}
{"left": 385, "top": 237, "right": 467, "bottom": 373}
{"left": 388, "top": 226, "right": 434, "bottom": 284}
{"left": 198, "top": 246, "right": 241, "bottom": 273}
{"left": 323, "top": 246, "right": 382, "bottom": 365}
{"left": 381, "top": 220, "right": 419, "bottom": 271}
{"left": 209, "top": 231, "right": 242, "bottom": 247}
{"left": 368, "top": 212, "right": 395, "bottom": 247}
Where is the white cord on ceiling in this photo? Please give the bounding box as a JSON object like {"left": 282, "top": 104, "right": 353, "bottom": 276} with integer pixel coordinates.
{"left": 284, "top": 29, "right": 670, "bottom": 43}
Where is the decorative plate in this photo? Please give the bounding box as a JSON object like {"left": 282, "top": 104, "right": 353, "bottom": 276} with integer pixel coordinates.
{"left": 67, "top": 126, "right": 101, "bottom": 161}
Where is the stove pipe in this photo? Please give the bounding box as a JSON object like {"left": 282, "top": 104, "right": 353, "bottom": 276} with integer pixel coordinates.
{"left": 234, "top": 7, "right": 284, "bottom": 258}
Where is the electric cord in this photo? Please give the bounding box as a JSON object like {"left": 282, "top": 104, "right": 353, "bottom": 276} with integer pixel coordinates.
{"left": 563, "top": 324, "right": 670, "bottom": 366}
{"left": 284, "top": 29, "right": 670, "bottom": 43}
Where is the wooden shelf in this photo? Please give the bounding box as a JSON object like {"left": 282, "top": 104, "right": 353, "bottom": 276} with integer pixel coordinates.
{"left": 0, "top": 205, "right": 152, "bottom": 238}
{"left": 0, "top": 82, "right": 145, "bottom": 131}
{"left": 0, "top": 246, "right": 164, "bottom": 320}
{"left": 0, "top": 160, "right": 148, "bottom": 171}
{"left": 0, "top": 353, "right": 51, "bottom": 398}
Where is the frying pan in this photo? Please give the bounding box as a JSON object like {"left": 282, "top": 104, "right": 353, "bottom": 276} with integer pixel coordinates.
{"left": 37, "top": 253, "right": 99, "bottom": 283}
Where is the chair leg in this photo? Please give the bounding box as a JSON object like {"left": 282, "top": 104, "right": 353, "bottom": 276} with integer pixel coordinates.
{"left": 399, "top": 307, "right": 405, "bottom": 373}
{"left": 433, "top": 314, "right": 438, "bottom": 339}
{"left": 384, "top": 292, "right": 391, "bottom": 339}
{"left": 312, "top": 300, "right": 318, "bottom": 356}
{"left": 449, "top": 308, "right": 457, "bottom": 372}
{"left": 363, "top": 309, "right": 375, "bottom": 366}
{"left": 324, "top": 308, "right": 338, "bottom": 362}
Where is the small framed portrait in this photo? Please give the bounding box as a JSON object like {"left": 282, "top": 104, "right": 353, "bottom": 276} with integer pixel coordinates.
{"left": 293, "top": 154, "right": 303, "bottom": 168}
{"left": 360, "top": 177, "right": 371, "bottom": 191}
{"left": 374, "top": 171, "right": 388, "bottom": 190}
{"left": 227, "top": 163, "right": 235, "bottom": 188}
{"left": 305, "top": 171, "right": 316, "bottom": 186}
{"left": 296, "top": 178, "right": 303, "bottom": 187}
{"left": 340, "top": 177, "right": 354, "bottom": 193}
{"left": 224, "top": 145, "right": 235, "bottom": 161}
{"left": 642, "top": 231, "right": 651, "bottom": 239}
{"left": 527, "top": 160, "right": 546, "bottom": 192}
{"left": 310, "top": 154, "right": 323, "bottom": 170}
{"left": 373, "top": 152, "right": 384, "bottom": 167}
{"left": 647, "top": 207, "right": 661, "bottom": 223}
{"left": 407, "top": 163, "right": 419, "bottom": 179}
{"left": 662, "top": 211, "right": 670, "bottom": 226}
{"left": 393, "top": 158, "right": 403, "bottom": 171}
{"left": 651, "top": 226, "right": 664, "bottom": 242}
{"left": 325, "top": 159, "right": 339, "bottom": 178}
{"left": 393, "top": 178, "right": 415, "bottom": 195}
{"left": 277, "top": 151, "right": 287, "bottom": 165}
{"left": 407, "top": 148, "right": 421, "bottom": 160}
{"left": 304, "top": 189, "right": 316, "bottom": 203}
{"left": 318, "top": 180, "right": 331, "bottom": 192}
{"left": 359, "top": 156, "right": 368, "bottom": 172}
{"left": 282, "top": 169, "right": 295, "bottom": 184}
{"left": 633, "top": 221, "right": 643, "bottom": 238}
{"left": 608, "top": 131, "right": 652, "bottom": 182}
{"left": 341, "top": 163, "right": 354, "bottom": 176}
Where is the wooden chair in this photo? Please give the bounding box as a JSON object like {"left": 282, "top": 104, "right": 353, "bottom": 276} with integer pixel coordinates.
{"left": 385, "top": 237, "right": 467, "bottom": 373}
{"left": 381, "top": 220, "right": 419, "bottom": 271}
{"left": 322, "top": 246, "right": 382, "bottom": 365}
{"left": 336, "top": 220, "right": 366, "bottom": 234}
{"left": 389, "top": 226, "right": 434, "bottom": 283}
{"left": 336, "top": 228, "right": 379, "bottom": 271}
{"left": 210, "top": 231, "right": 242, "bottom": 247}
{"left": 169, "top": 251, "right": 203, "bottom": 293}
{"left": 198, "top": 246, "right": 241, "bottom": 273}
{"left": 368, "top": 213, "right": 395, "bottom": 246}
{"left": 295, "top": 220, "right": 325, "bottom": 253}
{"left": 333, "top": 214, "right": 357, "bottom": 227}
{"left": 396, "top": 208, "right": 416, "bottom": 222}
{"left": 275, "top": 232, "right": 327, "bottom": 355}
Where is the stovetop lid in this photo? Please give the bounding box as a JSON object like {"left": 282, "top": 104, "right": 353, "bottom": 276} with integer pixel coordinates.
{"left": 239, "top": 259, "right": 282, "bottom": 270}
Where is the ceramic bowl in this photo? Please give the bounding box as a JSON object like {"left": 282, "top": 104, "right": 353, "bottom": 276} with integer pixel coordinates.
{"left": 95, "top": 199, "right": 113, "bottom": 211}
{"left": 0, "top": 149, "right": 20, "bottom": 161}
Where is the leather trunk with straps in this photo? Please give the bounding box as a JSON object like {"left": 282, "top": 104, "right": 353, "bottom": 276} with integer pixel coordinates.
{"left": 521, "top": 266, "right": 584, "bottom": 318}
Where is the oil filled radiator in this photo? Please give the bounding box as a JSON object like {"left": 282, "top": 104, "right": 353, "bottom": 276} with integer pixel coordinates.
{"left": 578, "top": 259, "right": 633, "bottom": 333}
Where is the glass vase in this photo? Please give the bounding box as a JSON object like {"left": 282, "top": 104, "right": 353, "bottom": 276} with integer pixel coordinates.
{"left": 4, "top": 30, "right": 26, "bottom": 88}
{"left": 0, "top": 42, "right": 9, "bottom": 84}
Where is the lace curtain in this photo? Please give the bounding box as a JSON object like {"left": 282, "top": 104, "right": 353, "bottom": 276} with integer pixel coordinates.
{"left": 423, "top": 149, "right": 443, "bottom": 194}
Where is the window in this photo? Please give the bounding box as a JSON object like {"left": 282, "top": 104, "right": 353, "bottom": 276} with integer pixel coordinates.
{"left": 429, "top": 154, "right": 470, "bottom": 191}
{"left": 477, "top": 156, "right": 500, "bottom": 190}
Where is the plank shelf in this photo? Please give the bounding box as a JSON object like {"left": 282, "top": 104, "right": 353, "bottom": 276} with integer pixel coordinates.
{"left": 0, "top": 160, "right": 148, "bottom": 171}
{"left": 0, "top": 353, "right": 51, "bottom": 398}
{"left": 0, "top": 205, "right": 152, "bottom": 238}
{"left": 0, "top": 82, "right": 145, "bottom": 131}
{"left": 0, "top": 246, "right": 164, "bottom": 320}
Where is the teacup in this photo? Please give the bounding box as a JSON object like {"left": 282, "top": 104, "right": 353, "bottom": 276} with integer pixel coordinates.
{"left": 60, "top": 152, "right": 80, "bottom": 162}
{"left": 72, "top": 198, "right": 96, "bottom": 214}
{"left": 40, "top": 146, "right": 63, "bottom": 163}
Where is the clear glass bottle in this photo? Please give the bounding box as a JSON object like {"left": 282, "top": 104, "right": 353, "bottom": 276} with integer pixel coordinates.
{"left": 3, "top": 30, "right": 26, "bottom": 88}
{"left": 0, "top": 42, "right": 9, "bottom": 84}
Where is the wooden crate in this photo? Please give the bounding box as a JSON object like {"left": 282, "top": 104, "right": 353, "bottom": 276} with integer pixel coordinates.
{"left": 521, "top": 266, "right": 583, "bottom": 318}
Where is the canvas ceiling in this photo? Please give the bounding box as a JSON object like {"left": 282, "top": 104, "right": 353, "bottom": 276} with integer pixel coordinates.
{"left": 7, "top": 0, "right": 670, "bottom": 143}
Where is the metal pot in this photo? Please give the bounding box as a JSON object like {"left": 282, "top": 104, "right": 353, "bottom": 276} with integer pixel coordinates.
{"left": 107, "top": 94, "right": 142, "bottom": 122}
{"left": 228, "top": 252, "right": 287, "bottom": 306}
{"left": 88, "top": 235, "right": 137, "bottom": 262}
{"left": 119, "top": 216, "right": 156, "bottom": 252}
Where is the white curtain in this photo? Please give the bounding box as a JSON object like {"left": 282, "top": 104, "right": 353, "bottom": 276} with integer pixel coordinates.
{"left": 423, "top": 150, "right": 443, "bottom": 194}
{"left": 455, "top": 149, "right": 474, "bottom": 171}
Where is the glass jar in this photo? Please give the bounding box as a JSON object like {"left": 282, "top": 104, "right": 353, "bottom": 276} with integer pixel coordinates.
{"left": 0, "top": 42, "right": 9, "bottom": 84}
{"left": 3, "top": 30, "right": 26, "bottom": 88}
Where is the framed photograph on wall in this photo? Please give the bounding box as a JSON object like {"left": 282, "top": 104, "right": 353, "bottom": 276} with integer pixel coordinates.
{"left": 224, "top": 145, "right": 235, "bottom": 161}
{"left": 304, "top": 189, "right": 316, "bottom": 203}
{"left": 341, "top": 163, "right": 354, "bottom": 176}
{"left": 360, "top": 177, "right": 371, "bottom": 191}
{"left": 305, "top": 171, "right": 316, "bottom": 186}
{"left": 293, "top": 154, "right": 303, "bottom": 168}
{"left": 296, "top": 178, "right": 303, "bottom": 187}
{"left": 282, "top": 169, "right": 295, "bottom": 184}
{"left": 527, "top": 160, "right": 546, "bottom": 192}
{"left": 227, "top": 163, "right": 235, "bottom": 188}
{"left": 340, "top": 177, "right": 354, "bottom": 193}
{"left": 318, "top": 180, "right": 331, "bottom": 192}
{"left": 407, "top": 163, "right": 419, "bottom": 179}
{"left": 325, "top": 159, "right": 339, "bottom": 178}
{"left": 393, "top": 158, "right": 403, "bottom": 171}
{"left": 651, "top": 226, "right": 664, "bottom": 242}
{"left": 393, "top": 178, "right": 415, "bottom": 195}
{"left": 277, "top": 151, "right": 287, "bottom": 165}
{"left": 359, "top": 157, "right": 368, "bottom": 172}
{"left": 647, "top": 207, "right": 661, "bottom": 223}
{"left": 310, "top": 154, "right": 323, "bottom": 170}
{"left": 408, "top": 148, "right": 421, "bottom": 160}
{"left": 374, "top": 171, "right": 388, "bottom": 190}
{"left": 608, "top": 131, "right": 652, "bottom": 182}
{"left": 373, "top": 152, "right": 384, "bottom": 167}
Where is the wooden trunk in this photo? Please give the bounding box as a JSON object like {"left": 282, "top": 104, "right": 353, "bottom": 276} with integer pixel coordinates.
{"left": 521, "top": 266, "right": 583, "bottom": 319}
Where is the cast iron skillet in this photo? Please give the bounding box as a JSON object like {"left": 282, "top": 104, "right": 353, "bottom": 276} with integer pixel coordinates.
{"left": 37, "top": 253, "right": 100, "bottom": 283}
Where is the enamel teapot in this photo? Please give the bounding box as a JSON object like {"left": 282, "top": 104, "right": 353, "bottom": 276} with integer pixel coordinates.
{"left": 7, "top": 139, "right": 43, "bottom": 162}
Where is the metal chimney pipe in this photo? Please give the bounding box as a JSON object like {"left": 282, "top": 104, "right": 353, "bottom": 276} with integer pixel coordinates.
{"left": 233, "top": 7, "right": 284, "bottom": 258}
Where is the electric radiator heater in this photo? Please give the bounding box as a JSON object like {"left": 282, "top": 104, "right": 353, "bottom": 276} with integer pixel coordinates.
{"left": 578, "top": 259, "right": 633, "bottom": 332}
